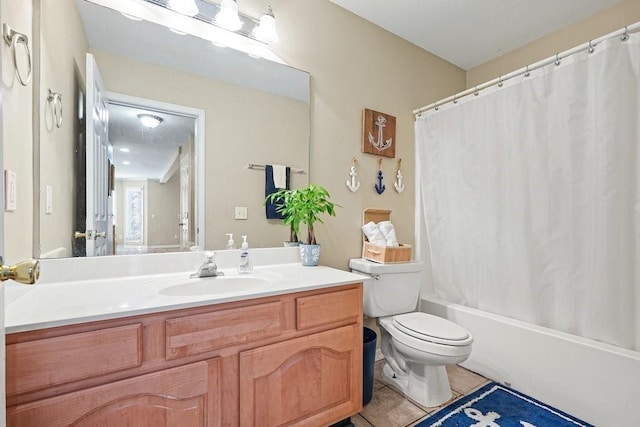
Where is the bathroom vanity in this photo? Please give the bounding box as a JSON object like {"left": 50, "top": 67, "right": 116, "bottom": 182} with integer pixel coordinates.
{"left": 5, "top": 251, "right": 364, "bottom": 426}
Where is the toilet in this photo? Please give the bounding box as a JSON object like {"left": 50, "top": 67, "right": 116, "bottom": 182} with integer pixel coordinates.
{"left": 349, "top": 258, "right": 473, "bottom": 407}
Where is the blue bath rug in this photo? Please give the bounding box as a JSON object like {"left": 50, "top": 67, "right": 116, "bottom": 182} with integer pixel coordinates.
{"left": 416, "top": 382, "right": 593, "bottom": 427}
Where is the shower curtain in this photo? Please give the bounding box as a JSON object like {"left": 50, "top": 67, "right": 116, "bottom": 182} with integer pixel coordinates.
{"left": 416, "top": 35, "right": 640, "bottom": 351}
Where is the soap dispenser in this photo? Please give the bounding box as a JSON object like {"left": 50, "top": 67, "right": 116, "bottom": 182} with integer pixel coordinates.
{"left": 226, "top": 233, "right": 236, "bottom": 250}
{"left": 237, "top": 235, "right": 253, "bottom": 273}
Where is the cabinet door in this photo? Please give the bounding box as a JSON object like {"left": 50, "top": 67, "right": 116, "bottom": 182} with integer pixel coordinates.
{"left": 8, "top": 359, "right": 221, "bottom": 427}
{"left": 239, "top": 324, "right": 362, "bottom": 427}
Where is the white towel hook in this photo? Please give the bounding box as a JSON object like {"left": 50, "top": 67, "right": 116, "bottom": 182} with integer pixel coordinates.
{"left": 47, "top": 89, "right": 63, "bottom": 129}
{"left": 346, "top": 157, "right": 360, "bottom": 192}
{"left": 394, "top": 158, "right": 405, "bottom": 193}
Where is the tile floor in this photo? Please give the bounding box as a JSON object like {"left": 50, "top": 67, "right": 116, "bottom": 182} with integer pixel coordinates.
{"left": 352, "top": 360, "right": 490, "bottom": 427}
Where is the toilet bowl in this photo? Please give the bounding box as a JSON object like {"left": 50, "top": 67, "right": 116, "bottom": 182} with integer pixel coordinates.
{"left": 378, "top": 312, "right": 472, "bottom": 406}
{"left": 349, "top": 258, "right": 473, "bottom": 407}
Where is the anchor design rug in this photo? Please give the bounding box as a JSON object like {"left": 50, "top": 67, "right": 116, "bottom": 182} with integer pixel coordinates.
{"left": 415, "top": 382, "right": 593, "bottom": 427}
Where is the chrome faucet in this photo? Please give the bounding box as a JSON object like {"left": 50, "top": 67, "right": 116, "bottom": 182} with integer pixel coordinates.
{"left": 190, "top": 251, "right": 224, "bottom": 278}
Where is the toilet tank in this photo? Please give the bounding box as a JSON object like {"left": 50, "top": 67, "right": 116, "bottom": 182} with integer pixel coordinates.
{"left": 349, "top": 258, "right": 423, "bottom": 317}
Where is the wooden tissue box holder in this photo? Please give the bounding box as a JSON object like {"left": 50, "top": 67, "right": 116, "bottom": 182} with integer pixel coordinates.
{"left": 362, "top": 208, "right": 412, "bottom": 264}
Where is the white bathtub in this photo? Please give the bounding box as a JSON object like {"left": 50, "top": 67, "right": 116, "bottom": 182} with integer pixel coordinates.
{"left": 420, "top": 295, "right": 640, "bottom": 427}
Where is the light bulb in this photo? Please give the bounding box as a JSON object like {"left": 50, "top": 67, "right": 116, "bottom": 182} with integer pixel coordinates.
{"left": 215, "top": 0, "right": 243, "bottom": 31}
{"left": 253, "top": 6, "right": 278, "bottom": 44}
{"left": 167, "top": 0, "right": 199, "bottom": 17}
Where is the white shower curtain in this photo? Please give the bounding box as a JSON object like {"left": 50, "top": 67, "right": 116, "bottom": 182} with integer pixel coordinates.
{"left": 416, "top": 36, "right": 640, "bottom": 351}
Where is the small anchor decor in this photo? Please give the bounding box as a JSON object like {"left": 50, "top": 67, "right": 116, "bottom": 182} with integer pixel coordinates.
{"left": 375, "top": 158, "right": 386, "bottom": 195}
{"left": 346, "top": 158, "right": 360, "bottom": 192}
{"left": 394, "top": 158, "right": 405, "bottom": 193}
{"left": 362, "top": 108, "right": 396, "bottom": 158}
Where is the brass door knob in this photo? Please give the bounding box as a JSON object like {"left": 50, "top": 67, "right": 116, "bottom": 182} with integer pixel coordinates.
{"left": 0, "top": 258, "right": 39, "bottom": 284}
{"left": 74, "top": 231, "right": 86, "bottom": 239}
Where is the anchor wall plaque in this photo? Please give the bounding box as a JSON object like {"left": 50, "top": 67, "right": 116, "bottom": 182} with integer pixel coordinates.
{"left": 362, "top": 108, "right": 396, "bottom": 158}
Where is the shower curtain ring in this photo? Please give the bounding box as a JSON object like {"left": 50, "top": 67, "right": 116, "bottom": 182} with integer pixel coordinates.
{"left": 498, "top": 76, "right": 503, "bottom": 87}
{"left": 453, "top": 95, "right": 458, "bottom": 104}
{"left": 473, "top": 87, "right": 479, "bottom": 96}
{"left": 621, "top": 26, "right": 629, "bottom": 41}
{"left": 588, "top": 40, "right": 595, "bottom": 53}
{"left": 524, "top": 65, "right": 530, "bottom": 77}
{"left": 434, "top": 102, "right": 439, "bottom": 111}
{"left": 554, "top": 53, "right": 561, "bottom": 66}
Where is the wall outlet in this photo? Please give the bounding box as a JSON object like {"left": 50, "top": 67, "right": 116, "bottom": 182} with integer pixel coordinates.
{"left": 234, "top": 206, "right": 248, "bottom": 220}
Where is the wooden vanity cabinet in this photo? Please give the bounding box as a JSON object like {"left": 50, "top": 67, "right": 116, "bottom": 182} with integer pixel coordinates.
{"left": 6, "top": 283, "right": 363, "bottom": 426}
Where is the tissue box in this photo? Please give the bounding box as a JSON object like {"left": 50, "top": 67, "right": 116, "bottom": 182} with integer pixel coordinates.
{"left": 362, "top": 208, "right": 412, "bottom": 263}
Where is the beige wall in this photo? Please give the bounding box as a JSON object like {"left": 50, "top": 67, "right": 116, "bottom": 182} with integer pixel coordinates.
{"left": 2, "top": 0, "right": 33, "bottom": 262}
{"left": 256, "top": 0, "right": 466, "bottom": 269}
{"left": 467, "top": 0, "right": 640, "bottom": 87}
{"left": 38, "top": 0, "right": 88, "bottom": 257}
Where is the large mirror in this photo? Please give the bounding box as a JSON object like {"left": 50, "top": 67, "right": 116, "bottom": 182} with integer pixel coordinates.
{"left": 36, "top": 0, "right": 310, "bottom": 258}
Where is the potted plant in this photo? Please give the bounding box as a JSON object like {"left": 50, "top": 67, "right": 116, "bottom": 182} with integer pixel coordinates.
{"left": 265, "top": 189, "right": 301, "bottom": 246}
{"left": 266, "top": 184, "right": 339, "bottom": 266}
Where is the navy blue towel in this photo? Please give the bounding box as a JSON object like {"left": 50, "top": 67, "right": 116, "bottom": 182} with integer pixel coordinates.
{"left": 265, "top": 165, "right": 291, "bottom": 219}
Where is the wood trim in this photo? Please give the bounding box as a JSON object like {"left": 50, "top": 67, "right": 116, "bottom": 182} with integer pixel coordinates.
{"left": 6, "top": 323, "right": 142, "bottom": 396}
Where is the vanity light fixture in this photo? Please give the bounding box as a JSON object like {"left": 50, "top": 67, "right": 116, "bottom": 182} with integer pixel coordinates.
{"left": 215, "top": 0, "right": 243, "bottom": 31}
{"left": 253, "top": 6, "right": 278, "bottom": 44}
{"left": 137, "top": 113, "right": 164, "bottom": 128}
{"left": 167, "top": 0, "right": 199, "bottom": 17}
{"left": 145, "top": 0, "right": 280, "bottom": 45}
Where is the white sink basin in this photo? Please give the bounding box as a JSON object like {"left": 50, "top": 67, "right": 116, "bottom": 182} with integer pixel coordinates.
{"left": 159, "top": 276, "right": 270, "bottom": 296}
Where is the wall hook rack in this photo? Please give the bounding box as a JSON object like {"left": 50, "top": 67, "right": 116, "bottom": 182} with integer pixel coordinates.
{"left": 346, "top": 157, "right": 360, "bottom": 192}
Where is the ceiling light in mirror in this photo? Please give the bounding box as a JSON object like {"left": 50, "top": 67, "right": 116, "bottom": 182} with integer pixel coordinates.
{"left": 138, "top": 113, "right": 164, "bottom": 128}
{"left": 215, "top": 0, "right": 243, "bottom": 31}
{"left": 167, "top": 0, "right": 199, "bottom": 17}
{"left": 253, "top": 6, "right": 278, "bottom": 44}
{"left": 119, "top": 147, "right": 130, "bottom": 153}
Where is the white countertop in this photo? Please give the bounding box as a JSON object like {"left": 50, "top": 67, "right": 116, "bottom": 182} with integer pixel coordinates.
{"left": 5, "top": 250, "right": 366, "bottom": 334}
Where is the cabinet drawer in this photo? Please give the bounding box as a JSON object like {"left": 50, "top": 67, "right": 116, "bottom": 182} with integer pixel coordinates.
{"left": 7, "top": 324, "right": 142, "bottom": 396}
{"left": 296, "top": 287, "right": 361, "bottom": 330}
{"left": 166, "top": 301, "right": 286, "bottom": 360}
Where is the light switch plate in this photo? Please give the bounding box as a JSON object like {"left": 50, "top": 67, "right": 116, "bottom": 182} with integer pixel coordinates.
{"left": 45, "top": 185, "right": 53, "bottom": 214}
{"left": 4, "top": 169, "right": 17, "bottom": 212}
{"left": 234, "top": 206, "right": 248, "bottom": 220}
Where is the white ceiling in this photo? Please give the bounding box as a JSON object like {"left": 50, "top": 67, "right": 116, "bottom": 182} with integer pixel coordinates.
{"left": 330, "top": 0, "right": 626, "bottom": 70}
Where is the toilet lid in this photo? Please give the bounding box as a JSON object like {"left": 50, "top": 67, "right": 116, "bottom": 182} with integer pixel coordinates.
{"left": 392, "top": 312, "right": 471, "bottom": 346}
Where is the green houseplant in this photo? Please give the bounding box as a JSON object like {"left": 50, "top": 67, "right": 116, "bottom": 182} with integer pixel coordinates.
{"left": 266, "top": 184, "right": 339, "bottom": 265}
{"left": 265, "top": 189, "right": 300, "bottom": 245}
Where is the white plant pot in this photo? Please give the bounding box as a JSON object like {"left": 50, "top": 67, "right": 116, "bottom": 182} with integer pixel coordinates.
{"left": 299, "top": 244, "right": 321, "bottom": 266}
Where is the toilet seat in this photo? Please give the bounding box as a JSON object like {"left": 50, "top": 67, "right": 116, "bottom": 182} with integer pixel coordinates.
{"left": 392, "top": 312, "right": 473, "bottom": 346}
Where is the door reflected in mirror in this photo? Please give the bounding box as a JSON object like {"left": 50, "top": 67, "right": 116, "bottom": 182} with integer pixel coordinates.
{"left": 37, "top": 0, "right": 310, "bottom": 258}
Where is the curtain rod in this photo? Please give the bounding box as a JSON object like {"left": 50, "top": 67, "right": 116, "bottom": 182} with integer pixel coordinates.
{"left": 246, "top": 163, "right": 306, "bottom": 174}
{"left": 414, "top": 22, "right": 640, "bottom": 117}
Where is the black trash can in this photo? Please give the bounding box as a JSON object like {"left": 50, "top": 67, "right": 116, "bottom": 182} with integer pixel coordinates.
{"left": 362, "top": 327, "right": 377, "bottom": 406}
